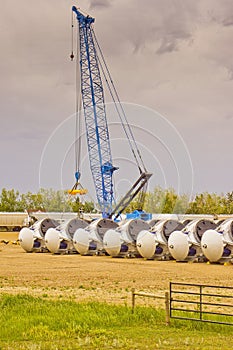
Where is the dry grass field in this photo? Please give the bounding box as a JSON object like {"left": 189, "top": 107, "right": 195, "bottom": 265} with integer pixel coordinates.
{"left": 0, "top": 231, "right": 232, "bottom": 307}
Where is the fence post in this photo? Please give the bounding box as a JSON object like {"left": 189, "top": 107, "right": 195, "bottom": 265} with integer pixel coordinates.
{"left": 165, "top": 291, "right": 170, "bottom": 326}
{"left": 132, "top": 288, "right": 135, "bottom": 313}
{"left": 200, "top": 285, "right": 202, "bottom": 321}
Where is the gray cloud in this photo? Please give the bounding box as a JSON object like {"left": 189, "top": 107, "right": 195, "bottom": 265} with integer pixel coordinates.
{"left": 222, "top": 16, "right": 233, "bottom": 27}
{"left": 89, "top": 0, "right": 111, "bottom": 10}
{"left": 156, "top": 38, "right": 178, "bottom": 55}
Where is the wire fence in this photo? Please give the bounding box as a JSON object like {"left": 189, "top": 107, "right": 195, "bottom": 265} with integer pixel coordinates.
{"left": 131, "top": 288, "right": 170, "bottom": 325}
{"left": 131, "top": 283, "right": 233, "bottom": 327}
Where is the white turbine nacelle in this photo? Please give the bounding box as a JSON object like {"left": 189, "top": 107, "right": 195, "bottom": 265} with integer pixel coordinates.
{"left": 201, "top": 230, "right": 224, "bottom": 262}
{"left": 201, "top": 219, "right": 233, "bottom": 263}
{"left": 18, "top": 218, "right": 59, "bottom": 252}
{"left": 73, "top": 218, "right": 118, "bottom": 255}
{"left": 136, "top": 230, "right": 156, "bottom": 259}
{"left": 45, "top": 218, "right": 88, "bottom": 254}
{"left": 219, "top": 219, "right": 233, "bottom": 245}
{"left": 168, "top": 230, "right": 189, "bottom": 261}
{"left": 168, "top": 219, "right": 217, "bottom": 262}
{"left": 103, "top": 219, "right": 150, "bottom": 257}
{"left": 137, "top": 220, "right": 184, "bottom": 260}
{"left": 186, "top": 219, "right": 217, "bottom": 245}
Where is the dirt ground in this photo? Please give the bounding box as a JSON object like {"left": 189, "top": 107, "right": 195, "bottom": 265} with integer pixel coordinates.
{"left": 0, "top": 231, "right": 233, "bottom": 307}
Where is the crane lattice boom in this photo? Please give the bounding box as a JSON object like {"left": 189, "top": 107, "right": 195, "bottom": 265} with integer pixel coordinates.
{"left": 72, "top": 7, "right": 117, "bottom": 218}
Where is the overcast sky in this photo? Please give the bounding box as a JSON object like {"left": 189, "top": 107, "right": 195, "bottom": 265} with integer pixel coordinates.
{"left": 1, "top": 0, "right": 233, "bottom": 199}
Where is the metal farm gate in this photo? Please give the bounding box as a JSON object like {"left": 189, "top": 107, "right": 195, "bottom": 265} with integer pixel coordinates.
{"left": 170, "top": 282, "right": 233, "bottom": 326}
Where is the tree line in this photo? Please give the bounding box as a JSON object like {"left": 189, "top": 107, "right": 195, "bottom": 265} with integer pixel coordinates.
{"left": 0, "top": 188, "right": 95, "bottom": 214}
{"left": 0, "top": 187, "right": 233, "bottom": 215}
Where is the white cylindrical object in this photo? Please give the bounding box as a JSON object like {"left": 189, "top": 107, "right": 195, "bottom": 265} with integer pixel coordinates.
{"left": 74, "top": 218, "right": 118, "bottom": 255}
{"left": 201, "top": 229, "right": 224, "bottom": 262}
{"left": 151, "top": 220, "right": 185, "bottom": 245}
{"left": 168, "top": 231, "right": 189, "bottom": 261}
{"left": 73, "top": 228, "right": 90, "bottom": 255}
{"left": 136, "top": 230, "right": 156, "bottom": 259}
{"left": 217, "top": 219, "right": 233, "bottom": 244}
{"left": 45, "top": 218, "right": 88, "bottom": 253}
{"left": 18, "top": 227, "right": 34, "bottom": 252}
{"left": 19, "top": 218, "right": 59, "bottom": 253}
{"left": 103, "top": 229, "right": 121, "bottom": 257}
{"left": 103, "top": 219, "right": 150, "bottom": 257}
{"left": 184, "top": 219, "right": 217, "bottom": 245}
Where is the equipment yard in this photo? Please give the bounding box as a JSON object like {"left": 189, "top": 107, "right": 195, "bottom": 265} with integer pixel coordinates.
{"left": 0, "top": 237, "right": 232, "bottom": 306}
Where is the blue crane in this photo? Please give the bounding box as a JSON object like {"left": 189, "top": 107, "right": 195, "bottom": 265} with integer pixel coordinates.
{"left": 71, "top": 6, "right": 152, "bottom": 219}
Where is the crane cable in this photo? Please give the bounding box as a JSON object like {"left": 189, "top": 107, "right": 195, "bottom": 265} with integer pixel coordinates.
{"left": 73, "top": 11, "right": 82, "bottom": 174}
{"left": 91, "top": 28, "right": 147, "bottom": 173}
{"left": 70, "top": 11, "right": 74, "bottom": 61}
{"left": 95, "top": 49, "right": 142, "bottom": 172}
{"left": 69, "top": 11, "right": 87, "bottom": 198}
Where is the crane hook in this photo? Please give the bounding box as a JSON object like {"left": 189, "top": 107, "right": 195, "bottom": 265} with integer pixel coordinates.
{"left": 70, "top": 51, "right": 75, "bottom": 61}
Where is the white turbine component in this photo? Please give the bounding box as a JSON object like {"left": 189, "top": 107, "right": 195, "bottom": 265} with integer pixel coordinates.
{"left": 119, "top": 219, "right": 150, "bottom": 243}
{"left": 152, "top": 220, "right": 184, "bottom": 245}
{"left": 18, "top": 227, "right": 34, "bottom": 252}
{"left": 217, "top": 219, "right": 233, "bottom": 244}
{"left": 103, "top": 229, "right": 121, "bottom": 256}
{"left": 74, "top": 218, "right": 118, "bottom": 255}
{"left": 169, "top": 219, "right": 217, "bottom": 262}
{"left": 103, "top": 219, "right": 150, "bottom": 257}
{"left": 45, "top": 218, "right": 88, "bottom": 254}
{"left": 168, "top": 231, "right": 189, "bottom": 261}
{"left": 143, "top": 220, "right": 185, "bottom": 260}
{"left": 136, "top": 230, "right": 156, "bottom": 259}
{"left": 185, "top": 219, "right": 217, "bottom": 245}
{"left": 18, "top": 218, "right": 59, "bottom": 253}
{"left": 201, "top": 229, "right": 224, "bottom": 262}
{"left": 44, "top": 228, "right": 60, "bottom": 254}
{"left": 73, "top": 228, "right": 89, "bottom": 255}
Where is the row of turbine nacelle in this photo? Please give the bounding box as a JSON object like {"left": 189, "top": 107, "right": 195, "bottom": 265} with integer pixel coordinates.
{"left": 45, "top": 218, "right": 88, "bottom": 253}
{"left": 201, "top": 219, "right": 233, "bottom": 263}
{"left": 19, "top": 218, "right": 88, "bottom": 254}
{"left": 19, "top": 218, "right": 60, "bottom": 252}
{"left": 136, "top": 219, "right": 185, "bottom": 260}
{"left": 168, "top": 219, "right": 217, "bottom": 261}
{"left": 19, "top": 217, "right": 151, "bottom": 256}
{"left": 103, "top": 219, "right": 150, "bottom": 257}
{"left": 19, "top": 217, "right": 121, "bottom": 255}
{"left": 73, "top": 218, "right": 118, "bottom": 255}
{"left": 20, "top": 217, "right": 233, "bottom": 262}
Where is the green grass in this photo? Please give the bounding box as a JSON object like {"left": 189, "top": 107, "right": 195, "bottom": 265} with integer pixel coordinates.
{"left": 0, "top": 294, "right": 233, "bottom": 349}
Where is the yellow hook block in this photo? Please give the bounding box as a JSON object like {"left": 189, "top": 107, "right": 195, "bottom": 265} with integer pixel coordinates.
{"left": 68, "top": 189, "right": 88, "bottom": 195}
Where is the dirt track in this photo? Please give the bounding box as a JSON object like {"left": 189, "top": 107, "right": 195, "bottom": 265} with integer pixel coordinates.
{"left": 0, "top": 237, "right": 233, "bottom": 306}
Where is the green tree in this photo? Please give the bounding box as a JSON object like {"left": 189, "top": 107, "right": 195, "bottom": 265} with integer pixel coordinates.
{"left": 70, "top": 197, "right": 95, "bottom": 214}
{"left": 144, "top": 187, "right": 189, "bottom": 214}
{"left": 83, "top": 201, "right": 95, "bottom": 213}
{"left": 221, "top": 191, "right": 233, "bottom": 214}
{"left": 20, "top": 192, "right": 44, "bottom": 212}
{"left": 187, "top": 192, "right": 225, "bottom": 215}
{"left": 0, "top": 188, "right": 23, "bottom": 212}
{"left": 144, "top": 186, "right": 166, "bottom": 213}
{"left": 161, "top": 189, "right": 177, "bottom": 214}
{"left": 38, "top": 188, "right": 72, "bottom": 212}
{"left": 173, "top": 193, "right": 190, "bottom": 214}
{"left": 1, "top": 186, "right": 232, "bottom": 215}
